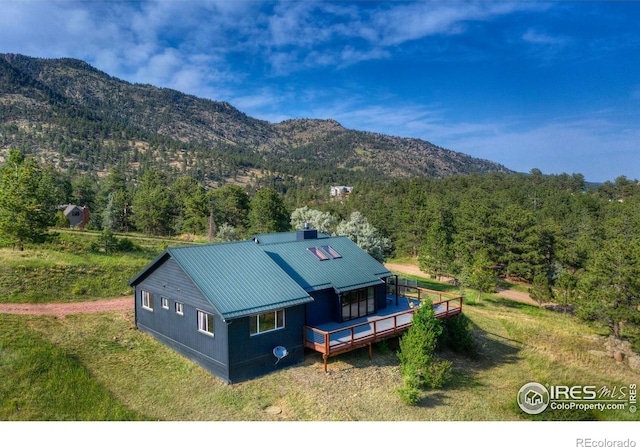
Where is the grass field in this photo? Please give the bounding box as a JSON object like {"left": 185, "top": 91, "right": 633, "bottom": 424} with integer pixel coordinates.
{"left": 0, "top": 234, "right": 638, "bottom": 422}
{"left": 0, "top": 231, "right": 176, "bottom": 303}
{"left": 1, "top": 294, "right": 638, "bottom": 421}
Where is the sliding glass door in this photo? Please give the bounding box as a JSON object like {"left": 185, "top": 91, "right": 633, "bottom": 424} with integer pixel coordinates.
{"left": 341, "top": 287, "right": 375, "bottom": 322}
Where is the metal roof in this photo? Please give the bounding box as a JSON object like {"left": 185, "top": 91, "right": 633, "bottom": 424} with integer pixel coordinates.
{"left": 258, "top": 235, "right": 392, "bottom": 293}
{"left": 131, "top": 241, "right": 313, "bottom": 320}
{"left": 129, "top": 232, "right": 392, "bottom": 320}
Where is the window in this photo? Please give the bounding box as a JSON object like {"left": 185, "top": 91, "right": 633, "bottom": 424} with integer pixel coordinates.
{"left": 321, "top": 245, "right": 342, "bottom": 259}
{"left": 250, "top": 309, "right": 285, "bottom": 335}
{"left": 141, "top": 290, "right": 153, "bottom": 311}
{"left": 175, "top": 302, "right": 184, "bottom": 315}
{"left": 161, "top": 297, "right": 169, "bottom": 309}
{"left": 197, "top": 310, "right": 214, "bottom": 336}
{"left": 341, "top": 287, "right": 375, "bottom": 322}
{"left": 307, "top": 246, "right": 328, "bottom": 261}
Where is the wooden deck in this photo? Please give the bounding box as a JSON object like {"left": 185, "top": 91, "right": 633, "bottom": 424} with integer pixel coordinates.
{"left": 304, "top": 287, "right": 463, "bottom": 371}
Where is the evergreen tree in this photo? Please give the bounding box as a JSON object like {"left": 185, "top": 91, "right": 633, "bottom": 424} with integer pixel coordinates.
{"left": 248, "top": 188, "right": 289, "bottom": 234}
{"left": 208, "top": 185, "right": 251, "bottom": 235}
{"left": 132, "top": 170, "right": 174, "bottom": 236}
{"left": 0, "top": 151, "right": 55, "bottom": 249}
{"left": 397, "top": 302, "right": 452, "bottom": 404}
{"left": 101, "top": 192, "right": 117, "bottom": 231}
{"left": 468, "top": 250, "right": 496, "bottom": 303}
{"left": 576, "top": 236, "right": 640, "bottom": 339}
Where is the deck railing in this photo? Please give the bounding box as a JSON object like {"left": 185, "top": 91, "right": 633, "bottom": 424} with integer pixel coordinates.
{"left": 304, "top": 294, "right": 462, "bottom": 371}
{"left": 398, "top": 284, "right": 462, "bottom": 304}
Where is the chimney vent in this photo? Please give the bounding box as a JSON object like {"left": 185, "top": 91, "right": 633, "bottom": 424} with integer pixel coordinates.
{"left": 296, "top": 225, "right": 317, "bottom": 240}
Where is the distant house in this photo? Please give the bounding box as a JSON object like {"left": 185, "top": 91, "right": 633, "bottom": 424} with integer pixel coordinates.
{"left": 129, "top": 227, "right": 462, "bottom": 383}
{"left": 61, "top": 204, "right": 90, "bottom": 229}
{"left": 330, "top": 185, "right": 353, "bottom": 198}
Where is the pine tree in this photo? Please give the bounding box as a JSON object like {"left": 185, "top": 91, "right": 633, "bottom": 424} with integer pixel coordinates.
{"left": 0, "top": 151, "right": 55, "bottom": 249}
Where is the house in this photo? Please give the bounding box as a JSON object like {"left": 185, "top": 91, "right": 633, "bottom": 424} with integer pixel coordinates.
{"left": 62, "top": 204, "right": 90, "bottom": 228}
{"left": 129, "top": 227, "right": 462, "bottom": 383}
{"left": 330, "top": 185, "right": 353, "bottom": 197}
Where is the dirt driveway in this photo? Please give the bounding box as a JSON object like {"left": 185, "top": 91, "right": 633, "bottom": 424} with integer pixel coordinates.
{"left": 0, "top": 296, "right": 133, "bottom": 319}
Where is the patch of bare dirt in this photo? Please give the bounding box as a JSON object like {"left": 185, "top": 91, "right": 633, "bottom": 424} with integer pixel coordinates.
{"left": 0, "top": 296, "right": 133, "bottom": 319}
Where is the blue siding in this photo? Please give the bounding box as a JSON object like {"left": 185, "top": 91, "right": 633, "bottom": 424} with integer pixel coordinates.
{"left": 305, "top": 289, "right": 336, "bottom": 326}
{"left": 375, "top": 282, "right": 388, "bottom": 311}
{"left": 130, "top": 233, "right": 395, "bottom": 383}
{"left": 226, "top": 305, "right": 307, "bottom": 383}
{"left": 134, "top": 258, "right": 230, "bottom": 382}
{"left": 305, "top": 283, "right": 388, "bottom": 326}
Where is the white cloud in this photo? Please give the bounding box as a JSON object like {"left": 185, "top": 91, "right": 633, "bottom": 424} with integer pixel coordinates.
{"left": 370, "top": 2, "right": 532, "bottom": 46}
{"left": 522, "top": 29, "right": 569, "bottom": 46}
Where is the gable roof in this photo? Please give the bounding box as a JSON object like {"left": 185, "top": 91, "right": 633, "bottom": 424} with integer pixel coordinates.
{"left": 129, "top": 241, "right": 313, "bottom": 320}
{"left": 63, "top": 204, "right": 82, "bottom": 216}
{"left": 258, "top": 235, "right": 392, "bottom": 293}
{"left": 129, "top": 232, "right": 392, "bottom": 320}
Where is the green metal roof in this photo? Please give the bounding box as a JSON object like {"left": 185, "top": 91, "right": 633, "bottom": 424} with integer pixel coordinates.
{"left": 258, "top": 235, "right": 392, "bottom": 293}
{"left": 131, "top": 241, "right": 313, "bottom": 320}
{"left": 129, "top": 232, "right": 391, "bottom": 320}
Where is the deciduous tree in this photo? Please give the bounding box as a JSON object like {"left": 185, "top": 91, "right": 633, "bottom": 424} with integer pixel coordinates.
{"left": 335, "top": 211, "right": 391, "bottom": 262}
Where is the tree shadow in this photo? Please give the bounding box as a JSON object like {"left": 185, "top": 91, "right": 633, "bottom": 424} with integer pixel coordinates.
{"left": 416, "top": 390, "right": 449, "bottom": 409}
{"left": 437, "top": 320, "right": 524, "bottom": 392}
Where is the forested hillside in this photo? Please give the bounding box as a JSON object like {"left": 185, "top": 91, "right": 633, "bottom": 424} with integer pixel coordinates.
{"left": 2, "top": 145, "right": 639, "bottom": 348}
{"left": 342, "top": 172, "right": 640, "bottom": 347}
{"left": 0, "top": 53, "right": 511, "bottom": 190}
{"left": 1, "top": 53, "right": 639, "bottom": 350}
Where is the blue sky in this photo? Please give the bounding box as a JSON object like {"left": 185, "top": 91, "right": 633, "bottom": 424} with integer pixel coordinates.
{"left": 1, "top": 1, "right": 639, "bottom": 183}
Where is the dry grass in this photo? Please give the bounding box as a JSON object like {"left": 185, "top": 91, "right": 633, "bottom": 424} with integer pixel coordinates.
{"left": 2, "top": 292, "right": 637, "bottom": 421}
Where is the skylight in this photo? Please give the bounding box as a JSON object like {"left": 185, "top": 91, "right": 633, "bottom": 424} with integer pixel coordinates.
{"left": 321, "top": 245, "right": 342, "bottom": 259}
{"left": 307, "top": 247, "right": 329, "bottom": 261}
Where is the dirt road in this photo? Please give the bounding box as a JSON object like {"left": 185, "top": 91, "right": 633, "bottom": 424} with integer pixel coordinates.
{"left": 0, "top": 264, "right": 539, "bottom": 318}
{"left": 0, "top": 296, "right": 133, "bottom": 319}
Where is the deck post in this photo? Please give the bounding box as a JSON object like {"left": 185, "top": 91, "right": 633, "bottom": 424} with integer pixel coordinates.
{"left": 395, "top": 275, "right": 399, "bottom": 306}
{"left": 368, "top": 343, "right": 372, "bottom": 359}
{"left": 323, "top": 354, "right": 328, "bottom": 372}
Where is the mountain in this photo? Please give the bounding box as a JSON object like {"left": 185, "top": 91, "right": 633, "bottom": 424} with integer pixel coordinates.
{"left": 0, "top": 53, "right": 512, "bottom": 186}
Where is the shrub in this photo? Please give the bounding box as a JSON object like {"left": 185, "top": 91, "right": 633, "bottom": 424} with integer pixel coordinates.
{"left": 90, "top": 231, "right": 139, "bottom": 253}
{"left": 397, "top": 383, "right": 421, "bottom": 406}
{"left": 423, "top": 358, "right": 453, "bottom": 389}
{"left": 116, "top": 237, "right": 138, "bottom": 252}
{"left": 439, "top": 313, "right": 477, "bottom": 356}
{"left": 397, "top": 302, "right": 452, "bottom": 395}
{"left": 54, "top": 211, "right": 70, "bottom": 229}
